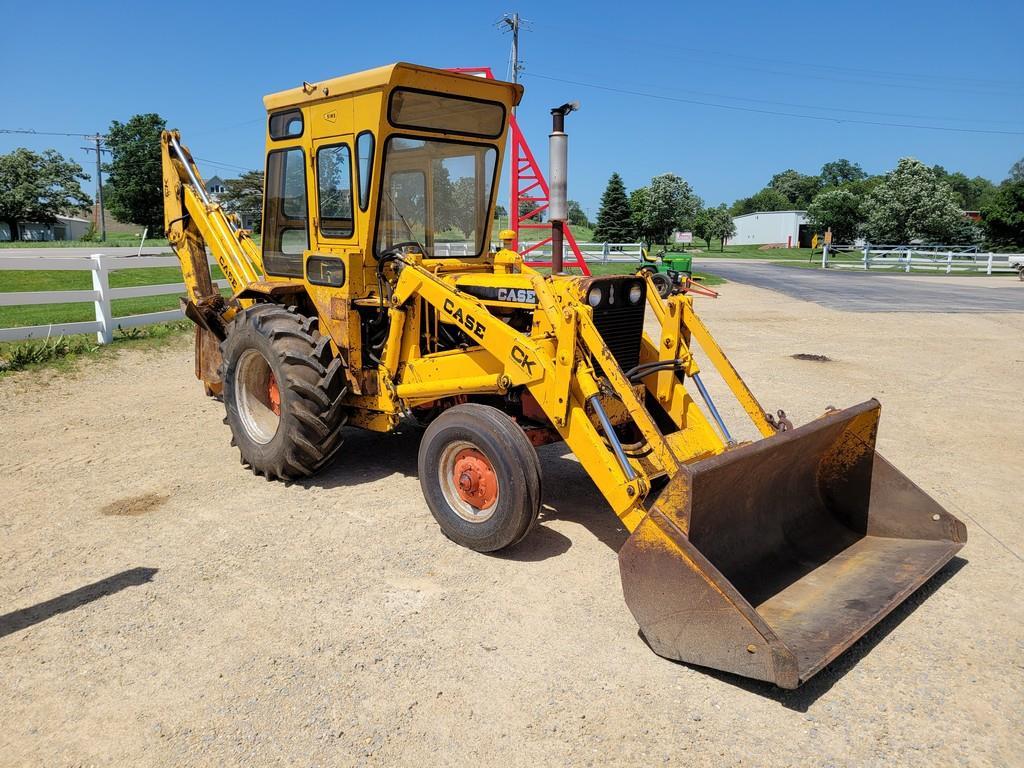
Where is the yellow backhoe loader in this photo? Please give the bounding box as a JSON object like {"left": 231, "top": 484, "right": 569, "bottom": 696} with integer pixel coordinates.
{"left": 161, "top": 63, "right": 965, "bottom": 688}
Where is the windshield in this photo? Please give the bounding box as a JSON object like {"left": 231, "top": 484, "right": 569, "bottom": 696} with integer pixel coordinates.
{"left": 375, "top": 136, "right": 497, "bottom": 258}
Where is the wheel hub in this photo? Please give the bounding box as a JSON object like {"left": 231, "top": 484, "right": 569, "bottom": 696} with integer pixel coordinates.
{"left": 268, "top": 373, "right": 281, "bottom": 416}
{"left": 452, "top": 448, "right": 498, "bottom": 509}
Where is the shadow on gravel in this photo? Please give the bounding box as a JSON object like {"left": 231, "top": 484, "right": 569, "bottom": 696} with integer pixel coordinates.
{"left": 649, "top": 556, "right": 968, "bottom": 711}
{"left": 501, "top": 444, "right": 630, "bottom": 561}
{"left": 301, "top": 426, "right": 422, "bottom": 490}
{"left": 305, "top": 430, "right": 628, "bottom": 559}
{"left": 0, "top": 567, "right": 158, "bottom": 639}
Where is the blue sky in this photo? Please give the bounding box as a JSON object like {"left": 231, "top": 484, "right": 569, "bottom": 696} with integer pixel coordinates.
{"left": 2, "top": 0, "right": 1022, "bottom": 218}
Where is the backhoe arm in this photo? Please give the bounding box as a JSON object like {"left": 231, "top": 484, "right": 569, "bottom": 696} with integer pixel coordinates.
{"left": 160, "top": 130, "right": 263, "bottom": 316}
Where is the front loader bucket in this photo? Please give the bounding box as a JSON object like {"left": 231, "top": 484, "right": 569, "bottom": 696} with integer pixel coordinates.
{"left": 619, "top": 400, "right": 965, "bottom": 688}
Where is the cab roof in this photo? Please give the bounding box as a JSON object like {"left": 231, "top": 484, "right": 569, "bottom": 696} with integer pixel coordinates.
{"left": 262, "top": 62, "right": 523, "bottom": 113}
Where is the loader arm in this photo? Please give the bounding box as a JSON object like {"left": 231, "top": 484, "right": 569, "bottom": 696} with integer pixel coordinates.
{"left": 384, "top": 256, "right": 964, "bottom": 689}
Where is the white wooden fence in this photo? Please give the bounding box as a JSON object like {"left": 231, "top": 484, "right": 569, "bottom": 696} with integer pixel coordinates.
{"left": 433, "top": 241, "right": 646, "bottom": 262}
{"left": 519, "top": 241, "right": 644, "bottom": 262}
{"left": 0, "top": 253, "right": 224, "bottom": 344}
{"left": 823, "top": 245, "right": 1023, "bottom": 274}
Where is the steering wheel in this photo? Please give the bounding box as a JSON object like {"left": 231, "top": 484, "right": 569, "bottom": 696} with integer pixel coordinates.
{"left": 378, "top": 241, "right": 426, "bottom": 260}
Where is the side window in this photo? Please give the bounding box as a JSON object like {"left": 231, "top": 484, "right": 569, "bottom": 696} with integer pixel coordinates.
{"left": 317, "top": 144, "right": 354, "bottom": 239}
{"left": 262, "top": 148, "right": 308, "bottom": 277}
{"left": 269, "top": 110, "right": 303, "bottom": 139}
{"left": 356, "top": 131, "right": 374, "bottom": 212}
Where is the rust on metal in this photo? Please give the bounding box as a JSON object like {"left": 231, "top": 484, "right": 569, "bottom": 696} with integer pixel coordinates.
{"left": 619, "top": 400, "right": 966, "bottom": 688}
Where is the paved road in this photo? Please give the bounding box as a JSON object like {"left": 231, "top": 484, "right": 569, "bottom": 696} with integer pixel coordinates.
{"left": 0, "top": 246, "right": 171, "bottom": 258}
{"left": 700, "top": 261, "right": 1023, "bottom": 313}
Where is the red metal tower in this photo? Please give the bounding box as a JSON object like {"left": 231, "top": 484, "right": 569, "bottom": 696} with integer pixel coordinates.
{"left": 447, "top": 67, "right": 590, "bottom": 275}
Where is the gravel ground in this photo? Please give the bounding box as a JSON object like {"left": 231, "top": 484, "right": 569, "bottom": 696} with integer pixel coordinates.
{"left": 1, "top": 283, "right": 1021, "bottom": 767}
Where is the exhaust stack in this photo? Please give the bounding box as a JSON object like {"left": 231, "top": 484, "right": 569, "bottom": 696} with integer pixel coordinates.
{"left": 548, "top": 101, "right": 578, "bottom": 273}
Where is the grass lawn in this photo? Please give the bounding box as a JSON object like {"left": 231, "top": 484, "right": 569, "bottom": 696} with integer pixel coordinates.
{"left": 2, "top": 232, "right": 263, "bottom": 250}
{"left": 1, "top": 231, "right": 171, "bottom": 249}
{"left": 0, "top": 265, "right": 227, "bottom": 328}
{"left": 0, "top": 320, "right": 193, "bottom": 376}
{"left": 682, "top": 243, "right": 822, "bottom": 260}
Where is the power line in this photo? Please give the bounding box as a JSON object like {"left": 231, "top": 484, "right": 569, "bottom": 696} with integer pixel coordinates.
{"left": 193, "top": 157, "right": 254, "bottom": 173}
{"left": 524, "top": 72, "right": 1024, "bottom": 136}
{"left": 530, "top": 21, "right": 1024, "bottom": 95}
{"left": 530, "top": 67, "right": 1024, "bottom": 127}
{"left": 0, "top": 128, "right": 103, "bottom": 138}
{"left": 1, "top": 127, "right": 255, "bottom": 172}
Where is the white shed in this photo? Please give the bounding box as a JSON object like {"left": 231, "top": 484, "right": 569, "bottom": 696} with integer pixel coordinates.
{"left": 729, "top": 210, "right": 808, "bottom": 247}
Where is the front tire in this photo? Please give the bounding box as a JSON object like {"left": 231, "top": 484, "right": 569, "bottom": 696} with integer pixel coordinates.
{"left": 221, "top": 303, "right": 347, "bottom": 480}
{"left": 418, "top": 403, "right": 542, "bottom": 552}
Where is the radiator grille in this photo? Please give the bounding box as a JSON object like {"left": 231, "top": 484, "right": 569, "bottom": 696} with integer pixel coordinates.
{"left": 591, "top": 278, "right": 646, "bottom": 373}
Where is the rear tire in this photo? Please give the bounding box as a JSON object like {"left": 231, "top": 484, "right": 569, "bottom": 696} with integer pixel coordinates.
{"left": 221, "top": 303, "right": 347, "bottom": 480}
{"left": 418, "top": 403, "right": 541, "bottom": 552}
{"left": 651, "top": 271, "right": 673, "bottom": 298}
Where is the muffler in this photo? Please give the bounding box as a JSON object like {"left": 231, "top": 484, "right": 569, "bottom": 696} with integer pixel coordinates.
{"left": 619, "top": 400, "right": 965, "bottom": 688}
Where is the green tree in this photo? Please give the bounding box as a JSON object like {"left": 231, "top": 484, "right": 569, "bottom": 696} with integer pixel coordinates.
{"left": 692, "top": 206, "right": 715, "bottom": 250}
{"left": 732, "top": 187, "right": 790, "bottom": 215}
{"left": 820, "top": 159, "right": 867, "bottom": 188}
{"left": 768, "top": 169, "right": 821, "bottom": 208}
{"left": 708, "top": 204, "right": 736, "bottom": 251}
{"left": 1009, "top": 158, "right": 1024, "bottom": 183}
{"left": 929, "top": 165, "right": 995, "bottom": 210}
{"left": 219, "top": 170, "right": 264, "bottom": 232}
{"left": 0, "top": 148, "right": 92, "bottom": 238}
{"left": 807, "top": 189, "right": 863, "bottom": 243}
{"left": 449, "top": 177, "right": 479, "bottom": 238}
{"left": 567, "top": 199, "right": 589, "bottom": 228}
{"left": 862, "top": 158, "right": 979, "bottom": 244}
{"left": 518, "top": 198, "right": 545, "bottom": 223}
{"left": 981, "top": 177, "right": 1024, "bottom": 248}
{"left": 629, "top": 187, "right": 650, "bottom": 242}
{"left": 103, "top": 113, "right": 166, "bottom": 233}
{"left": 593, "top": 172, "right": 634, "bottom": 242}
{"left": 629, "top": 173, "right": 701, "bottom": 245}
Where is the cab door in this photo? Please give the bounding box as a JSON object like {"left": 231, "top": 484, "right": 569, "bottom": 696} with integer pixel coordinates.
{"left": 305, "top": 134, "right": 366, "bottom": 377}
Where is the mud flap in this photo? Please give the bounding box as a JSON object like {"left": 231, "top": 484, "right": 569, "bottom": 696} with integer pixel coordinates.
{"left": 618, "top": 400, "right": 966, "bottom": 688}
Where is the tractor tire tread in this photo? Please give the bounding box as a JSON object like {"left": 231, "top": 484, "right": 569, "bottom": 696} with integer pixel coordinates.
{"left": 221, "top": 303, "right": 347, "bottom": 480}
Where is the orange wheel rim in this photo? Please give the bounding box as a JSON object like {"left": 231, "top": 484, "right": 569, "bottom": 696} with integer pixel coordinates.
{"left": 452, "top": 448, "right": 498, "bottom": 510}
{"left": 267, "top": 373, "right": 281, "bottom": 416}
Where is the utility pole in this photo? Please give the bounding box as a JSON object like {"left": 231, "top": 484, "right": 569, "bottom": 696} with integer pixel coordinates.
{"left": 499, "top": 11, "right": 527, "bottom": 227}
{"left": 82, "top": 134, "right": 108, "bottom": 241}
{"left": 498, "top": 13, "right": 526, "bottom": 112}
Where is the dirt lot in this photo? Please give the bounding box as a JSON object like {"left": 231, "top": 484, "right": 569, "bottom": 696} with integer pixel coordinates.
{"left": 1, "top": 283, "right": 1021, "bottom": 767}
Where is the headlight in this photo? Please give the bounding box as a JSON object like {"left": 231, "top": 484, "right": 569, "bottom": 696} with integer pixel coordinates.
{"left": 628, "top": 284, "right": 643, "bottom": 304}
{"left": 587, "top": 286, "right": 603, "bottom": 307}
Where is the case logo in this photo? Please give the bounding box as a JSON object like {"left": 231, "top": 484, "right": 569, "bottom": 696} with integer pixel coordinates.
{"left": 497, "top": 287, "right": 536, "bottom": 304}
{"left": 443, "top": 298, "right": 487, "bottom": 340}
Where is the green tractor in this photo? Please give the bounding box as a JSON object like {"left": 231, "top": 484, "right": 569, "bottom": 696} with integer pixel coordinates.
{"left": 636, "top": 246, "right": 694, "bottom": 298}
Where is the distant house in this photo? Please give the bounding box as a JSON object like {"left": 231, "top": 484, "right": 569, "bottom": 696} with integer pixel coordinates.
{"left": 0, "top": 214, "right": 93, "bottom": 242}
{"left": 206, "top": 176, "right": 227, "bottom": 198}
{"left": 729, "top": 210, "right": 810, "bottom": 248}
{"left": 204, "top": 175, "right": 259, "bottom": 231}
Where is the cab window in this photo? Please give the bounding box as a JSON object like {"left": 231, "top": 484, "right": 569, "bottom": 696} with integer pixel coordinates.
{"left": 317, "top": 144, "right": 354, "bottom": 239}
{"left": 356, "top": 131, "right": 374, "bottom": 211}
{"left": 263, "top": 147, "right": 308, "bottom": 277}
